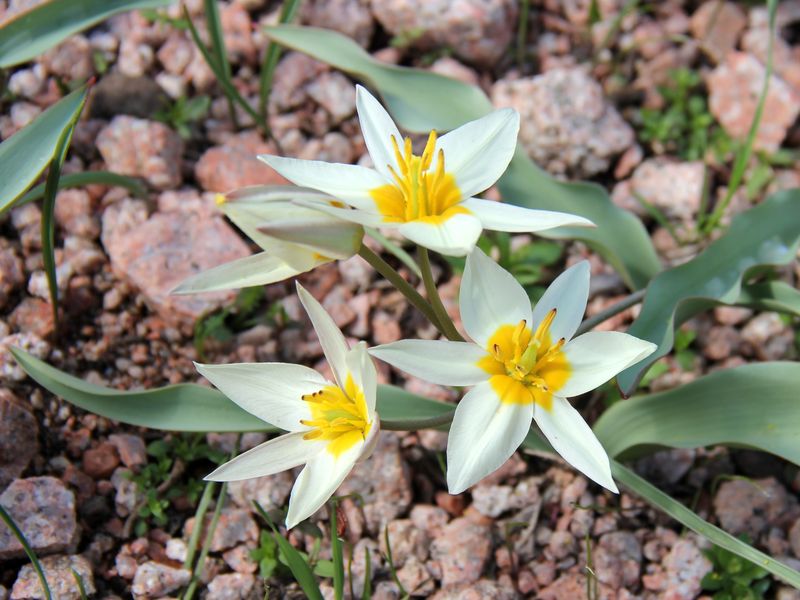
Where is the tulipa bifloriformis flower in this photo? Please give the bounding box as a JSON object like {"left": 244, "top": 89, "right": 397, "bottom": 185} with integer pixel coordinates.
{"left": 260, "top": 85, "right": 594, "bottom": 256}
{"left": 370, "top": 249, "right": 656, "bottom": 494}
{"left": 173, "top": 186, "right": 363, "bottom": 294}
{"left": 197, "top": 283, "right": 379, "bottom": 528}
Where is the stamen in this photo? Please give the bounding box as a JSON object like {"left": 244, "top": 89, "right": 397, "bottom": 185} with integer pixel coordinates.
{"left": 534, "top": 308, "right": 557, "bottom": 341}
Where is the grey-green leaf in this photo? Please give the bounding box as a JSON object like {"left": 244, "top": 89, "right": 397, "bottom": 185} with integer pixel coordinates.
{"left": 617, "top": 189, "right": 800, "bottom": 394}
{"left": 12, "top": 348, "right": 455, "bottom": 432}
{"left": 0, "top": 86, "right": 88, "bottom": 214}
{"left": 0, "top": 0, "right": 173, "bottom": 68}
{"left": 263, "top": 24, "right": 661, "bottom": 290}
{"left": 596, "top": 361, "right": 800, "bottom": 466}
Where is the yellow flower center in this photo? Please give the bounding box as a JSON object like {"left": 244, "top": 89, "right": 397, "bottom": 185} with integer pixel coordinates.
{"left": 370, "top": 131, "right": 467, "bottom": 224}
{"left": 477, "top": 309, "right": 571, "bottom": 410}
{"left": 300, "top": 374, "right": 372, "bottom": 457}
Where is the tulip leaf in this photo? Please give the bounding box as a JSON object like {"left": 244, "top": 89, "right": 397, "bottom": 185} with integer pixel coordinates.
{"left": 12, "top": 347, "right": 454, "bottom": 431}
{"left": 733, "top": 280, "right": 800, "bottom": 316}
{"left": 0, "top": 0, "right": 173, "bottom": 68}
{"left": 521, "top": 432, "right": 800, "bottom": 588}
{"left": 16, "top": 171, "right": 148, "bottom": 206}
{"left": 596, "top": 362, "right": 800, "bottom": 465}
{"left": 617, "top": 189, "right": 800, "bottom": 394}
{"left": 263, "top": 25, "right": 661, "bottom": 290}
{"left": 0, "top": 86, "right": 89, "bottom": 214}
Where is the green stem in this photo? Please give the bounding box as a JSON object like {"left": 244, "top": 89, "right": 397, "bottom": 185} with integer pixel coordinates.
{"left": 182, "top": 480, "right": 217, "bottom": 570}
{"left": 182, "top": 482, "right": 227, "bottom": 600}
{"left": 574, "top": 289, "right": 646, "bottom": 336}
{"left": 357, "top": 245, "right": 445, "bottom": 336}
{"left": 418, "top": 248, "right": 464, "bottom": 342}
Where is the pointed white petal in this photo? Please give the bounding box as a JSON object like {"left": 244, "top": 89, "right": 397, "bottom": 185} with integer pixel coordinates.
{"left": 447, "top": 381, "right": 533, "bottom": 494}
{"left": 356, "top": 85, "right": 404, "bottom": 181}
{"left": 345, "top": 341, "right": 378, "bottom": 421}
{"left": 296, "top": 283, "right": 350, "bottom": 387}
{"left": 398, "top": 212, "right": 482, "bottom": 256}
{"left": 172, "top": 252, "right": 309, "bottom": 294}
{"left": 258, "top": 155, "right": 386, "bottom": 208}
{"left": 435, "top": 109, "right": 519, "bottom": 198}
{"left": 534, "top": 396, "right": 618, "bottom": 492}
{"left": 558, "top": 332, "right": 657, "bottom": 398}
{"left": 461, "top": 248, "right": 532, "bottom": 347}
{"left": 531, "top": 260, "right": 590, "bottom": 342}
{"left": 464, "top": 198, "right": 595, "bottom": 233}
{"left": 223, "top": 184, "right": 336, "bottom": 205}
{"left": 194, "top": 362, "right": 326, "bottom": 431}
{"left": 258, "top": 207, "right": 363, "bottom": 260}
{"left": 285, "top": 441, "right": 363, "bottom": 528}
{"left": 205, "top": 432, "right": 320, "bottom": 481}
{"left": 369, "top": 340, "right": 488, "bottom": 386}
{"left": 294, "top": 199, "right": 388, "bottom": 228}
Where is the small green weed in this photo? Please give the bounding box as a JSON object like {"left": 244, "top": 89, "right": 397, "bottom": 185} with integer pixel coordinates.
{"left": 154, "top": 95, "right": 210, "bottom": 139}
{"left": 701, "top": 536, "right": 770, "bottom": 599}
{"left": 639, "top": 68, "right": 729, "bottom": 161}
{"left": 128, "top": 434, "right": 225, "bottom": 536}
{"left": 475, "top": 232, "right": 563, "bottom": 298}
{"left": 139, "top": 8, "right": 190, "bottom": 30}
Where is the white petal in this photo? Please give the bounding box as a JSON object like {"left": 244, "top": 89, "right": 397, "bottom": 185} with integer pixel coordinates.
{"left": 171, "top": 252, "right": 310, "bottom": 294}
{"left": 531, "top": 260, "right": 590, "bottom": 342}
{"left": 464, "top": 198, "right": 595, "bottom": 233}
{"left": 398, "top": 212, "right": 482, "bottom": 256}
{"left": 285, "top": 441, "right": 363, "bottom": 528}
{"left": 205, "top": 432, "right": 320, "bottom": 481}
{"left": 534, "top": 396, "right": 618, "bottom": 492}
{"left": 446, "top": 381, "right": 533, "bottom": 494}
{"left": 369, "top": 339, "right": 488, "bottom": 386}
{"left": 345, "top": 341, "right": 378, "bottom": 421}
{"left": 558, "top": 332, "right": 657, "bottom": 398}
{"left": 258, "top": 205, "right": 363, "bottom": 260}
{"left": 296, "top": 283, "right": 350, "bottom": 387}
{"left": 435, "top": 109, "right": 519, "bottom": 198}
{"left": 295, "top": 199, "right": 388, "bottom": 228}
{"left": 461, "top": 248, "right": 532, "bottom": 347}
{"left": 356, "top": 85, "right": 404, "bottom": 181}
{"left": 258, "top": 155, "right": 386, "bottom": 209}
{"left": 194, "top": 362, "right": 325, "bottom": 431}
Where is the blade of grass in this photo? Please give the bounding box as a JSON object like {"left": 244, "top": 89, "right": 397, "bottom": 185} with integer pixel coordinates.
{"left": 16, "top": 171, "right": 147, "bottom": 207}
{"left": 360, "top": 546, "right": 372, "bottom": 600}
{"left": 70, "top": 569, "right": 89, "bottom": 600}
{"left": 703, "top": 0, "right": 777, "bottom": 233}
{"left": 183, "top": 480, "right": 217, "bottom": 570}
{"left": 259, "top": 0, "right": 302, "bottom": 122}
{"left": 182, "top": 481, "right": 227, "bottom": 600}
{"left": 202, "top": 0, "right": 238, "bottom": 128}
{"left": 365, "top": 227, "right": 422, "bottom": 278}
{"left": 0, "top": 505, "right": 52, "bottom": 600}
{"left": 253, "top": 501, "right": 324, "bottom": 600}
{"left": 330, "top": 501, "right": 345, "bottom": 600}
{"left": 383, "top": 525, "right": 408, "bottom": 597}
{"left": 183, "top": 5, "right": 267, "bottom": 132}
{"left": 41, "top": 88, "right": 88, "bottom": 329}
{"left": 515, "top": 0, "right": 530, "bottom": 69}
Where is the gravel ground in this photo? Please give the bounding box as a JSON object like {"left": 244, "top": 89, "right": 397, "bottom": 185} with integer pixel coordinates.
{"left": 0, "top": 0, "right": 799, "bottom": 598}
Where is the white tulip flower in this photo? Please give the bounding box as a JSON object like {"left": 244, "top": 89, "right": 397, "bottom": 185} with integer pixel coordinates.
{"left": 260, "top": 86, "right": 593, "bottom": 257}
{"left": 197, "top": 283, "right": 379, "bottom": 528}
{"left": 174, "top": 186, "right": 363, "bottom": 294}
{"left": 370, "top": 249, "right": 656, "bottom": 494}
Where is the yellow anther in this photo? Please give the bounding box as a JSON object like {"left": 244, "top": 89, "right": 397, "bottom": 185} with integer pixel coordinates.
{"left": 215, "top": 193, "right": 227, "bottom": 206}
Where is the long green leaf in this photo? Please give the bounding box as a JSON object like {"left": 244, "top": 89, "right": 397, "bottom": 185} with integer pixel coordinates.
{"left": 330, "top": 501, "right": 345, "bottom": 599}
{"left": 0, "top": 506, "right": 52, "bottom": 600}
{"left": 0, "top": 0, "right": 172, "bottom": 68}
{"left": 0, "top": 86, "right": 88, "bottom": 214}
{"left": 12, "top": 347, "right": 454, "bottom": 431}
{"left": 254, "top": 502, "right": 324, "bottom": 600}
{"left": 520, "top": 432, "right": 800, "bottom": 587}
{"left": 17, "top": 171, "right": 147, "bottom": 207}
{"left": 734, "top": 281, "right": 800, "bottom": 316}
{"left": 618, "top": 189, "right": 800, "bottom": 394}
{"left": 596, "top": 362, "right": 800, "bottom": 464}
{"left": 263, "top": 24, "right": 661, "bottom": 289}
{"left": 41, "top": 91, "right": 89, "bottom": 326}
{"left": 11, "top": 347, "right": 272, "bottom": 432}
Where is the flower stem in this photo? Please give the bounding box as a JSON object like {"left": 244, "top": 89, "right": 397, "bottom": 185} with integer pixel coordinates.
{"left": 575, "top": 289, "right": 646, "bottom": 336}
{"left": 418, "top": 248, "right": 464, "bottom": 342}
{"left": 357, "top": 245, "right": 446, "bottom": 336}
